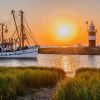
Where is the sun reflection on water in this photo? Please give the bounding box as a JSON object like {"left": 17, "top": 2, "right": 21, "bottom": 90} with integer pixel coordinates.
{"left": 0, "top": 54, "right": 99, "bottom": 77}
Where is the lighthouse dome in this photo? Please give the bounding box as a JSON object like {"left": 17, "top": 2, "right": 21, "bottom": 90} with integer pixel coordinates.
{"left": 89, "top": 21, "right": 95, "bottom": 30}
{"left": 88, "top": 21, "right": 97, "bottom": 33}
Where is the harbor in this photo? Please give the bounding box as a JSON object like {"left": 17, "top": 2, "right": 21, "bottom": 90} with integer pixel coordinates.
{"left": 0, "top": 0, "right": 100, "bottom": 100}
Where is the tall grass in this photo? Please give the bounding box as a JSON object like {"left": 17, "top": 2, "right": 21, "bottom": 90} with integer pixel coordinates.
{"left": 53, "top": 68, "right": 100, "bottom": 100}
{"left": 0, "top": 67, "right": 66, "bottom": 100}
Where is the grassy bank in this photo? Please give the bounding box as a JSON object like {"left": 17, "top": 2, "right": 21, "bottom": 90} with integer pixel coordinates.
{"left": 0, "top": 67, "right": 66, "bottom": 100}
{"left": 53, "top": 68, "right": 100, "bottom": 100}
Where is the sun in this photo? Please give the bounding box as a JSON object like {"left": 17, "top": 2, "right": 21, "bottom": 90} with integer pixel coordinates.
{"left": 58, "top": 25, "right": 71, "bottom": 38}
{"left": 56, "top": 23, "right": 77, "bottom": 42}
{"left": 51, "top": 19, "right": 78, "bottom": 43}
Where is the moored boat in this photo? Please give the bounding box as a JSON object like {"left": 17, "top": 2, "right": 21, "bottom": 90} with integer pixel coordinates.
{"left": 0, "top": 10, "right": 39, "bottom": 58}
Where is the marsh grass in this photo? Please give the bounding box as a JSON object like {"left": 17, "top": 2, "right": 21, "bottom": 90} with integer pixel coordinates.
{"left": 53, "top": 68, "right": 100, "bottom": 100}
{"left": 0, "top": 67, "right": 66, "bottom": 100}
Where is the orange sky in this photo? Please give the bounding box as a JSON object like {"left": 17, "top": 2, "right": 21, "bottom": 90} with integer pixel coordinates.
{"left": 0, "top": 0, "right": 100, "bottom": 46}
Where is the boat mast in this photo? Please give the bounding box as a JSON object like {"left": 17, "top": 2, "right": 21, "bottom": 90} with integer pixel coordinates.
{"left": 1, "top": 23, "right": 4, "bottom": 44}
{"left": 20, "top": 10, "right": 24, "bottom": 48}
{"left": 0, "top": 23, "right": 8, "bottom": 51}
{"left": 11, "top": 10, "right": 21, "bottom": 48}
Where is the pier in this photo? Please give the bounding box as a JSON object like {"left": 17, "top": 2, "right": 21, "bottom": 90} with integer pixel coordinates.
{"left": 39, "top": 47, "right": 100, "bottom": 55}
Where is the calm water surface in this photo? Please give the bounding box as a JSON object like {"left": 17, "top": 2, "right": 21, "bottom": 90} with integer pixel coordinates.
{"left": 0, "top": 54, "right": 100, "bottom": 73}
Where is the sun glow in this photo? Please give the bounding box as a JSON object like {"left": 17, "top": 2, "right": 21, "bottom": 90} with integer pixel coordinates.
{"left": 53, "top": 20, "right": 78, "bottom": 42}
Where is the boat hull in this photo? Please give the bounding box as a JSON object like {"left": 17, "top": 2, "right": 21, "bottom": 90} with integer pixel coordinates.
{"left": 0, "top": 47, "right": 38, "bottom": 59}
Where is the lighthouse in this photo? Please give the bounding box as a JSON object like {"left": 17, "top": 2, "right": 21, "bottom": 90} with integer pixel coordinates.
{"left": 88, "top": 21, "right": 97, "bottom": 48}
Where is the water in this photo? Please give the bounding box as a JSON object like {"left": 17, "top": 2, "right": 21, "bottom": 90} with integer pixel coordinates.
{"left": 0, "top": 54, "right": 100, "bottom": 73}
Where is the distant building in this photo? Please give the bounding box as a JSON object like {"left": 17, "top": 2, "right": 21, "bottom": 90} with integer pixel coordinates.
{"left": 88, "top": 21, "right": 97, "bottom": 47}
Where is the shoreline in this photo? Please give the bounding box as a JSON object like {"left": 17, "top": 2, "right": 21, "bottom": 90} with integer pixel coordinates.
{"left": 39, "top": 47, "right": 100, "bottom": 55}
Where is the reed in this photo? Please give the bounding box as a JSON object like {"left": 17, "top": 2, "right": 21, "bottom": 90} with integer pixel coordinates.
{"left": 53, "top": 68, "right": 100, "bottom": 100}
{"left": 0, "top": 67, "right": 66, "bottom": 100}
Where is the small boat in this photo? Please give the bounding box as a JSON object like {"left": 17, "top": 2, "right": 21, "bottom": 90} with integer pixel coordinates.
{"left": 0, "top": 10, "right": 39, "bottom": 59}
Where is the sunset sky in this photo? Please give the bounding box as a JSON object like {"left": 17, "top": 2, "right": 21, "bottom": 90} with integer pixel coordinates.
{"left": 0, "top": 0, "right": 100, "bottom": 46}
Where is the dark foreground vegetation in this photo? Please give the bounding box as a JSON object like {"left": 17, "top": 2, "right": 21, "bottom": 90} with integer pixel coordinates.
{"left": 0, "top": 67, "right": 66, "bottom": 100}
{"left": 53, "top": 68, "right": 100, "bottom": 100}
{"left": 0, "top": 67, "right": 100, "bottom": 100}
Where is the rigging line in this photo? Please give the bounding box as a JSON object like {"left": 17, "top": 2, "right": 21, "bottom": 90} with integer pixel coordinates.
{"left": 24, "top": 21, "right": 39, "bottom": 46}
{"left": 24, "top": 30, "right": 30, "bottom": 46}
{"left": 25, "top": 24, "right": 39, "bottom": 46}
{"left": 24, "top": 27, "right": 36, "bottom": 45}
{"left": 24, "top": 19, "right": 37, "bottom": 41}
{"left": 11, "top": 29, "right": 17, "bottom": 38}
{"left": 26, "top": 34, "right": 35, "bottom": 46}
{"left": 11, "top": 24, "right": 21, "bottom": 43}
{"left": 24, "top": 27, "right": 38, "bottom": 45}
{"left": 11, "top": 30, "right": 20, "bottom": 46}
{"left": 11, "top": 10, "right": 20, "bottom": 46}
{"left": 23, "top": 17, "right": 39, "bottom": 46}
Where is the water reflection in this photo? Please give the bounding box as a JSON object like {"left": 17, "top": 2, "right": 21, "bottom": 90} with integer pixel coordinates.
{"left": 0, "top": 59, "right": 37, "bottom": 67}
{"left": 87, "top": 55, "right": 96, "bottom": 68}
{"left": 61, "top": 56, "right": 77, "bottom": 72}
{"left": 0, "top": 54, "right": 99, "bottom": 73}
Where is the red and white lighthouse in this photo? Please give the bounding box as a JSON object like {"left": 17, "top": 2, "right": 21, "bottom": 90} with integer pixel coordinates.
{"left": 88, "top": 21, "right": 97, "bottom": 47}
